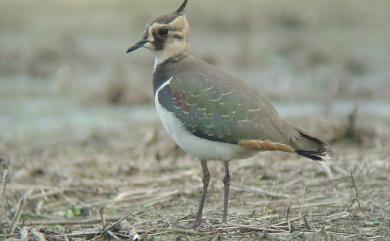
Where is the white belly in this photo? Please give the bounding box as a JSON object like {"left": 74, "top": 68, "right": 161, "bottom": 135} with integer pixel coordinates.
{"left": 154, "top": 78, "right": 253, "bottom": 161}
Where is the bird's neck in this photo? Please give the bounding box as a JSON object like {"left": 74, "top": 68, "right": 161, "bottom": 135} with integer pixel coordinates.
{"left": 154, "top": 43, "right": 191, "bottom": 70}
{"left": 152, "top": 52, "right": 191, "bottom": 95}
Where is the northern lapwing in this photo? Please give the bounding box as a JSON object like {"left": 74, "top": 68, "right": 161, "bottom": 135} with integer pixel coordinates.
{"left": 126, "top": 0, "right": 332, "bottom": 228}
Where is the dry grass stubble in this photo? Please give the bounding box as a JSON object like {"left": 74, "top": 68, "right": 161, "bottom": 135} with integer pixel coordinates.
{"left": 0, "top": 125, "right": 389, "bottom": 240}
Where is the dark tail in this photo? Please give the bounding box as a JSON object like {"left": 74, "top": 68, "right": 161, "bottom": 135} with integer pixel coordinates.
{"left": 296, "top": 150, "right": 325, "bottom": 161}
{"left": 293, "top": 130, "right": 333, "bottom": 161}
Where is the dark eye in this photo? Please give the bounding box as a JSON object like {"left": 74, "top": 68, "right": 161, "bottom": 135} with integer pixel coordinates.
{"left": 158, "top": 28, "right": 169, "bottom": 37}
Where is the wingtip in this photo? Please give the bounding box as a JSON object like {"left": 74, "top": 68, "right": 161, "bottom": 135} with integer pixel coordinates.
{"left": 295, "top": 150, "right": 332, "bottom": 161}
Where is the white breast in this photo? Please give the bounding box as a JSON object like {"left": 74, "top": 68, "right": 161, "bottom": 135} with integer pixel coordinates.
{"left": 154, "top": 78, "right": 253, "bottom": 161}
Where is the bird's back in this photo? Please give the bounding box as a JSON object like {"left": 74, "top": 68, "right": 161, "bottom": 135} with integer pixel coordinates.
{"left": 154, "top": 55, "right": 331, "bottom": 160}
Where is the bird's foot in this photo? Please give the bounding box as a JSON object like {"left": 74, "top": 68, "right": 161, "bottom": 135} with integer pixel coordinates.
{"left": 173, "top": 220, "right": 202, "bottom": 230}
{"left": 188, "top": 216, "right": 211, "bottom": 229}
{"left": 191, "top": 218, "right": 203, "bottom": 229}
{"left": 173, "top": 216, "right": 204, "bottom": 230}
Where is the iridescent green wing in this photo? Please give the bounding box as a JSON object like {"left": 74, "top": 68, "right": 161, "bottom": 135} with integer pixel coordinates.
{"left": 167, "top": 72, "right": 286, "bottom": 144}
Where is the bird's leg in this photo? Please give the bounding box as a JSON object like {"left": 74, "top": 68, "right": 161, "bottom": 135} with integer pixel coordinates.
{"left": 222, "top": 161, "right": 230, "bottom": 223}
{"left": 192, "top": 160, "right": 210, "bottom": 228}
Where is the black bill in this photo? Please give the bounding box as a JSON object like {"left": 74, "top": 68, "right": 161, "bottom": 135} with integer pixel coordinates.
{"left": 126, "top": 39, "right": 149, "bottom": 53}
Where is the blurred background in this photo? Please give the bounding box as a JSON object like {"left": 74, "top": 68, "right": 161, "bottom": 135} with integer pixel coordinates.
{"left": 1, "top": 0, "right": 390, "bottom": 239}
{"left": 1, "top": 0, "right": 389, "bottom": 146}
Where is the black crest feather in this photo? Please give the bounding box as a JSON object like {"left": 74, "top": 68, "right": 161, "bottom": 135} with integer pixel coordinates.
{"left": 175, "top": 0, "right": 188, "bottom": 15}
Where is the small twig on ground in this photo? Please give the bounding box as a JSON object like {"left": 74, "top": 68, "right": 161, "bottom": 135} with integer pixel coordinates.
{"left": 143, "top": 189, "right": 180, "bottom": 207}
{"left": 231, "top": 184, "right": 290, "bottom": 199}
{"left": 20, "top": 216, "right": 128, "bottom": 226}
{"left": 346, "top": 105, "right": 359, "bottom": 141}
{"left": 28, "top": 188, "right": 64, "bottom": 201}
{"left": 1, "top": 169, "right": 8, "bottom": 197}
{"left": 95, "top": 208, "right": 135, "bottom": 241}
{"left": 217, "top": 224, "right": 287, "bottom": 234}
{"left": 286, "top": 200, "right": 292, "bottom": 222}
{"left": 325, "top": 211, "right": 350, "bottom": 223}
{"left": 87, "top": 212, "right": 140, "bottom": 241}
{"left": 350, "top": 171, "right": 361, "bottom": 209}
{"left": 274, "top": 216, "right": 301, "bottom": 227}
{"left": 294, "top": 199, "right": 342, "bottom": 209}
{"left": 169, "top": 227, "right": 201, "bottom": 235}
{"left": 99, "top": 206, "right": 106, "bottom": 226}
{"left": 65, "top": 228, "right": 101, "bottom": 238}
{"left": 210, "top": 234, "right": 221, "bottom": 241}
{"left": 8, "top": 191, "right": 31, "bottom": 236}
{"left": 107, "top": 230, "right": 120, "bottom": 240}
{"left": 302, "top": 215, "right": 311, "bottom": 231}
{"left": 306, "top": 176, "right": 350, "bottom": 187}
{"left": 0, "top": 164, "right": 8, "bottom": 224}
{"left": 30, "top": 228, "right": 47, "bottom": 241}
{"left": 286, "top": 200, "right": 292, "bottom": 232}
{"left": 100, "top": 211, "right": 134, "bottom": 235}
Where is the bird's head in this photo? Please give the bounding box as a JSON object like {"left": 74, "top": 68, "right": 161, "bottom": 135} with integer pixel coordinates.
{"left": 127, "top": 0, "right": 190, "bottom": 64}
